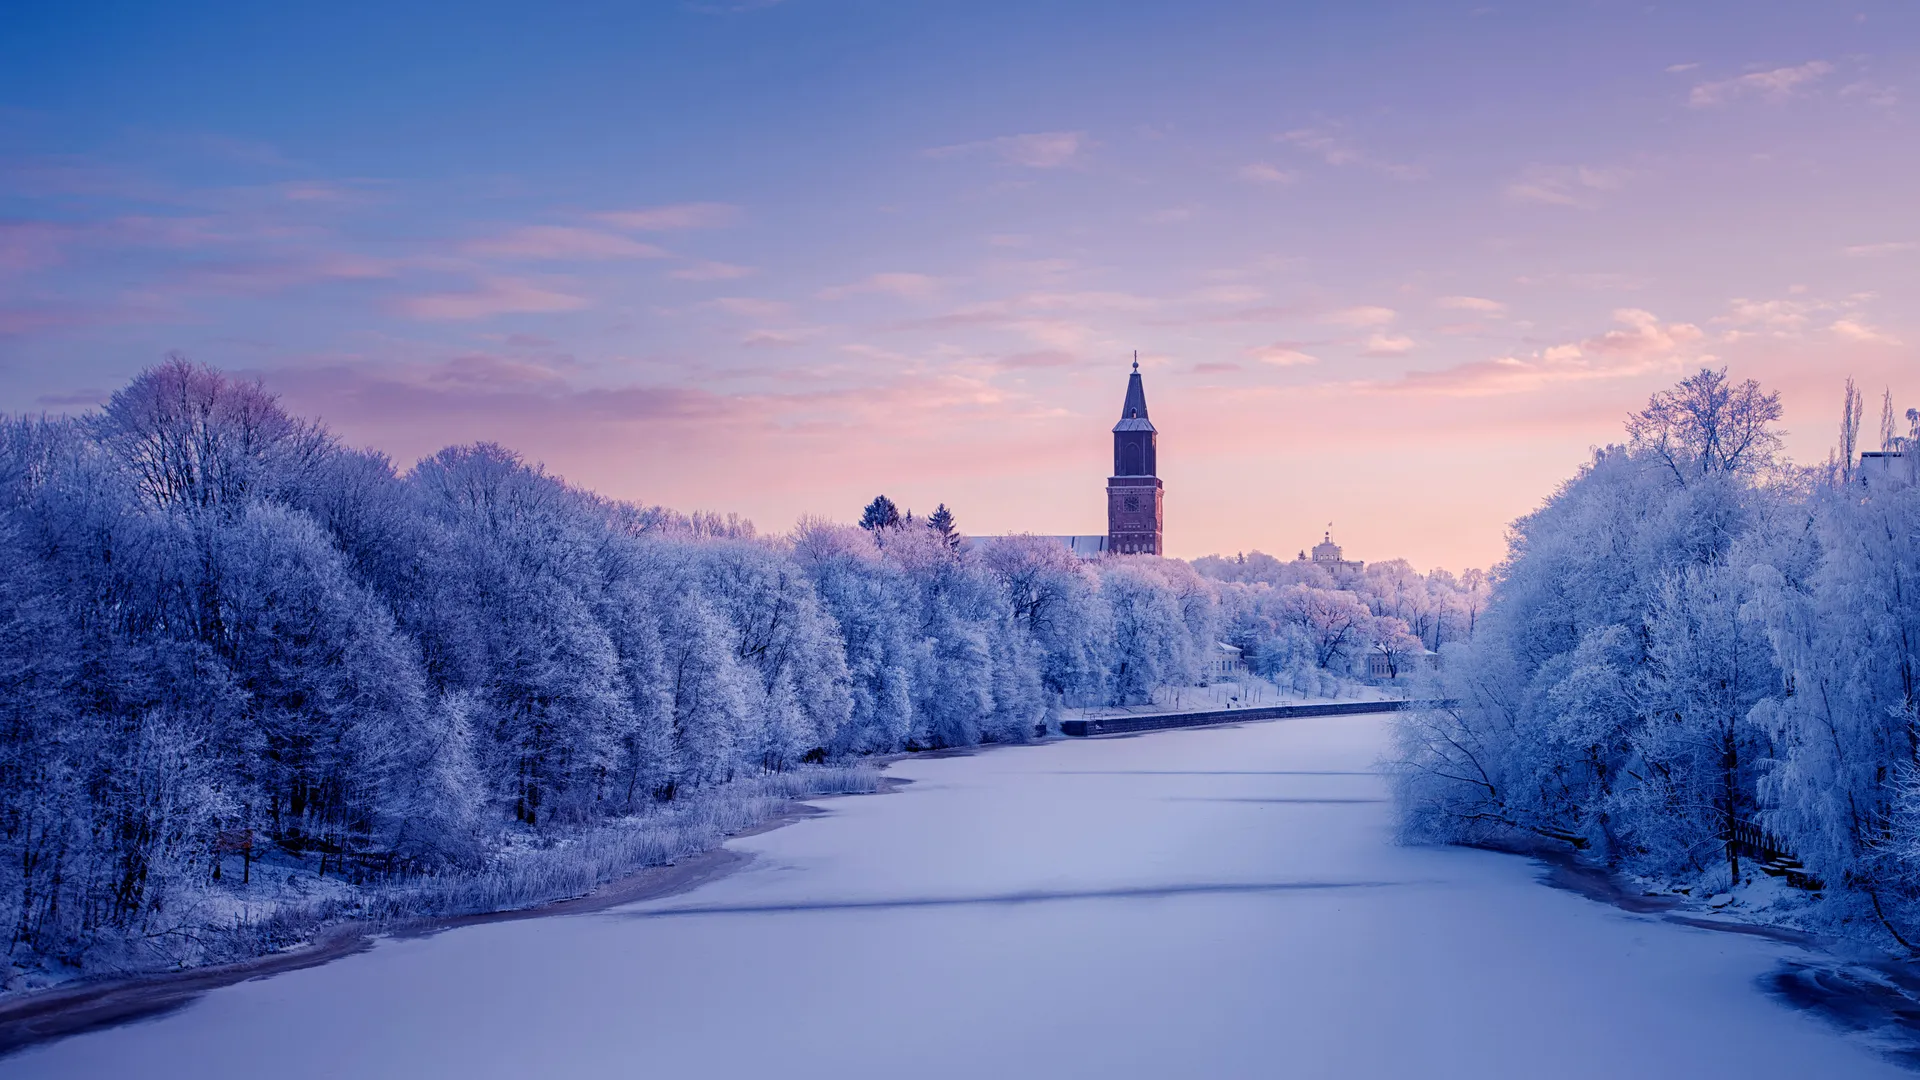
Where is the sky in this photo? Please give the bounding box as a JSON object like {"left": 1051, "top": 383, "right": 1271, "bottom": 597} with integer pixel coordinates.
{"left": 1, "top": 1, "right": 1915, "bottom": 572}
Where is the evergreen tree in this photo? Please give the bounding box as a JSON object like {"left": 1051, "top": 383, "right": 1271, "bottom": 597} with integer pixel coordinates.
{"left": 858, "top": 495, "right": 900, "bottom": 531}
{"left": 927, "top": 503, "right": 960, "bottom": 550}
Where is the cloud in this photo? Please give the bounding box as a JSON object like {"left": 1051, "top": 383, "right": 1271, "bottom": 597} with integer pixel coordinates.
{"left": 1840, "top": 80, "right": 1899, "bottom": 109}
{"left": 1832, "top": 318, "right": 1901, "bottom": 346}
{"left": 597, "top": 202, "right": 742, "bottom": 230}
{"left": 0, "top": 221, "right": 70, "bottom": 275}
{"left": 1190, "top": 285, "right": 1264, "bottom": 304}
{"left": 1237, "top": 163, "right": 1297, "bottom": 185}
{"left": 278, "top": 182, "right": 364, "bottom": 203}
{"left": 1689, "top": 61, "right": 1832, "bottom": 107}
{"left": 1362, "top": 333, "right": 1415, "bottom": 357}
{"left": 398, "top": 278, "right": 590, "bottom": 321}
{"left": 1436, "top": 296, "right": 1506, "bottom": 315}
{"left": 1193, "top": 361, "right": 1242, "bottom": 374}
{"left": 996, "top": 350, "right": 1079, "bottom": 370}
{"left": 1843, "top": 241, "right": 1915, "bottom": 258}
{"left": 1505, "top": 165, "right": 1632, "bottom": 208}
{"left": 186, "top": 133, "right": 298, "bottom": 168}
{"left": 924, "top": 131, "right": 1089, "bottom": 169}
{"left": 36, "top": 388, "right": 111, "bottom": 408}
{"left": 1584, "top": 308, "right": 1703, "bottom": 354}
{"left": 1276, "top": 127, "right": 1423, "bottom": 179}
{"left": 414, "top": 352, "right": 574, "bottom": 391}
{"left": 464, "top": 226, "right": 670, "bottom": 260}
{"left": 1322, "top": 305, "right": 1396, "bottom": 328}
{"left": 817, "top": 272, "right": 940, "bottom": 300}
{"left": 671, "top": 260, "right": 757, "bottom": 281}
{"left": 1372, "top": 309, "right": 1704, "bottom": 396}
{"left": 1665, "top": 62, "right": 1700, "bottom": 74}
{"left": 1279, "top": 127, "right": 1362, "bottom": 167}
{"left": 1720, "top": 297, "right": 1817, "bottom": 333}
{"left": 1247, "top": 343, "right": 1318, "bottom": 366}
{"left": 742, "top": 327, "right": 825, "bottom": 348}
{"left": 705, "top": 296, "right": 791, "bottom": 319}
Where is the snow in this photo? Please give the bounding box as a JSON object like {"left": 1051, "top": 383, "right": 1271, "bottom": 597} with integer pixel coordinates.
{"left": 7, "top": 712, "right": 1901, "bottom": 1079}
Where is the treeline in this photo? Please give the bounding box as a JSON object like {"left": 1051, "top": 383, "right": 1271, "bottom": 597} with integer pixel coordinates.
{"left": 1197, "top": 550, "right": 1488, "bottom": 689}
{"left": 0, "top": 359, "right": 1462, "bottom": 977}
{"left": 1394, "top": 369, "right": 1920, "bottom": 944}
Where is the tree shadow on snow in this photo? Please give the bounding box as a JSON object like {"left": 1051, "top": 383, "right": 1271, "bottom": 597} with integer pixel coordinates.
{"left": 1163, "top": 796, "right": 1389, "bottom": 805}
{"left": 614, "top": 879, "right": 1414, "bottom": 919}
{"left": 1041, "top": 770, "right": 1377, "bottom": 777}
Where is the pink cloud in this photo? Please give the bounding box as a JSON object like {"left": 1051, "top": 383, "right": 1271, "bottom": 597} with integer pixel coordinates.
{"left": 1843, "top": 241, "right": 1915, "bottom": 258}
{"left": 1371, "top": 309, "right": 1705, "bottom": 396}
{"left": 1362, "top": 333, "right": 1415, "bottom": 357}
{"left": 1831, "top": 318, "right": 1901, "bottom": 346}
{"left": 464, "top": 226, "right": 670, "bottom": 260}
{"left": 597, "top": 203, "right": 742, "bottom": 230}
{"left": 1435, "top": 296, "right": 1506, "bottom": 315}
{"left": 0, "top": 222, "right": 71, "bottom": 274}
{"left": 1247, "top": 343, "right": 1318, "bottom": 366}
{"left": 1504, "top": 165, "right": 1632, "bottom": 209}
{"left": 1276, "top": 126, "right": 1423, "bottom": 180}
{"left": 1321, "top": 305, "right": 1396, "bottom": 327}
{"left": 817, "top": 272, "right": 941, "bottom": 300}
{"left": 1236, "top": 163, "right": 1297, "bottom": 185}
{"left": 705, "top": 296, "right": 791, "bottom": 319}
{"left": 924, "top": 132, "right": 1089, "bottom": 169}
{"left": 398, "top": 278, "right": 590, "bottom": 321}
{"left": 1689, "top": 61, "right": 1832, "bottom": 107}
{"left": 996, "top": 350, "right": 1079, "bottom": 370}
{"left": 671, "top": 260, "right": 757, "bottom": 281}
{"left": 741, "top": 327, "right": 825, "bottom": 348}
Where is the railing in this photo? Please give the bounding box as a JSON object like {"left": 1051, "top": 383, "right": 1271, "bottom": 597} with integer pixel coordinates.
{"left": 1060, "top": 698, "right": 1446, "bottom": 737}
{"left": 1728, "top": 818, "right": 1822, "bottom": 891}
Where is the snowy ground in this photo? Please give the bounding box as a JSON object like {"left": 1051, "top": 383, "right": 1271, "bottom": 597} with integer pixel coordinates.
{"left": 6, "top": 713, "right": 1903, "bottom": 1078}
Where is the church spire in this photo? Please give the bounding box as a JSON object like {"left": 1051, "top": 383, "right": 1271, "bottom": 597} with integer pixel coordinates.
{"left": 1106, "top": 352, "right": 1164, "bottom": 555}
{"left": 1117, "top": 355, "right": 1152, "bottom": 427}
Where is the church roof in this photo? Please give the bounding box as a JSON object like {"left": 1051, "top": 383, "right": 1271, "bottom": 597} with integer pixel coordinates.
{"left": 1112, "top": 365, "right": 1155, "bottom": 433}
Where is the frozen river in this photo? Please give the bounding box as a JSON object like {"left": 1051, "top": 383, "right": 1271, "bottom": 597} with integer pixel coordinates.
{"left": 7, "top": 712, "right": 1901, "bottom": 1078}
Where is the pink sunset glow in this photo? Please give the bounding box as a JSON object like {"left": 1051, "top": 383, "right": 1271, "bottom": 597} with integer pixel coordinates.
{"left": 3, "top": 4, "right": 1915, "bottom": 572}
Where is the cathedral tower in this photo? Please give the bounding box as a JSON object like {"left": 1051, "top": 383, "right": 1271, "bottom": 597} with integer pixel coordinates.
{"left": 1107, "top": 356, "right": 1163, "bottom": 555}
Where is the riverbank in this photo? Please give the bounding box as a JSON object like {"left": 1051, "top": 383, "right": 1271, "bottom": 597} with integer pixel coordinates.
{"left": 0, "top": 768, "right": 890, "bottom": 1055}
{"left": 7, "top": 710, "right": 1903, "bottom": 1079}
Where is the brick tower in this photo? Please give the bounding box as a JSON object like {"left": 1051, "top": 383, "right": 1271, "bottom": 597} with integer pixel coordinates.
{"left": 1107, "top": 355, "right": 1163, "bottom": 555}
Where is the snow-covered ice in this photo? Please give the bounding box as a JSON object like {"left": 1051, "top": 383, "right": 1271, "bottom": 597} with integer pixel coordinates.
{"left": 7, "top": 712, "right": 1902, "bottom": 1079}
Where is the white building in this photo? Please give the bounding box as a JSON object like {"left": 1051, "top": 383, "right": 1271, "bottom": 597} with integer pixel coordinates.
{"left": 1859, "top": 450, "right": 1913, "bottom": 491}
{"left": 1211, "top": 642, "right": 1247, "bottom": 678}
{"left": 1296, "top": 530, "right": 1363, "bottom": 572}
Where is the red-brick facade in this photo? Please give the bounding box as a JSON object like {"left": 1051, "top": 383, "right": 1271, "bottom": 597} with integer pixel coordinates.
{"left": 1107, "top": 363, "right": 1163, "bottom": 555}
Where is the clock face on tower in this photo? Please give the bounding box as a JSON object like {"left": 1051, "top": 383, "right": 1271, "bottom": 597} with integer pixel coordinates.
{"left": 1124, "top": 495, "right": 1140, "bottom": 512}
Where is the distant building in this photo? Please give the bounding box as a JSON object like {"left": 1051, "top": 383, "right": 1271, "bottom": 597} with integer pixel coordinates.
{"left": 1211, "top": 641, "right": 1247, "bottom": 678}
{"left": 1107, "top": 358, "right": 1164, "bottom": 556}
{"left": 967, "top": 358, "right": 1165, "bottom": 560}
{"left": 1297, "top": 530, "right": 1363, "bottom": 572}
{"left": 1859, "top": 450, "right": 1914, "bottom": 491}
{"left": 1364, "top": 647, "right": 1439, "bottom": 681}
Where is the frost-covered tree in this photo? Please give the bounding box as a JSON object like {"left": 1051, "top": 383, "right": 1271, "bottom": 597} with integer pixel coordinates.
{"left": 1393, "top": 370, "right": 1920, "bottom": 946}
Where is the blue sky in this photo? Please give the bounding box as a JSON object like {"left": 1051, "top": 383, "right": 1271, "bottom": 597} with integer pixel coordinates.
{"left": 3, "top": 1, "right": 1915, "bottom": 568}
